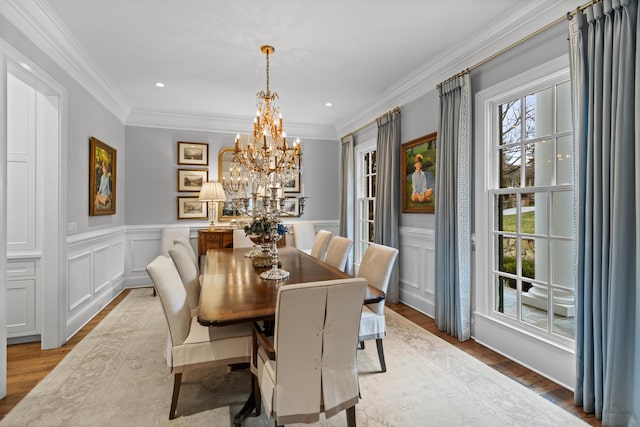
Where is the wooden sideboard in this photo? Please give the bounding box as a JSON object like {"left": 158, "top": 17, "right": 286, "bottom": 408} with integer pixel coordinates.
{"left": 198, "top": 228, "right": 286, "bottom": 256}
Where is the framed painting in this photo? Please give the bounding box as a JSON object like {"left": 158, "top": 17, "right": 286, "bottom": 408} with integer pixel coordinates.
{"left": 281, "top": 197, "right": 300, "bottom": 217}
{"left": 401, "top": 132, "right": 436, "bottom": 213}
{"left": 177, "top": 169, "right": 208, "bottom": 192}
{"left": 89, "top": 136, "right": 116, "bottom": 216}
{"left": 177, "top": 196, "right": 208, "bottom": 220}
{"left": 178, "top": 141, "right": 209, "bottom": 166}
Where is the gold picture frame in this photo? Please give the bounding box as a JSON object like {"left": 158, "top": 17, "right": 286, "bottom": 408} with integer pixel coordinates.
{"left": 401, "top": 132, "right": 436, "bottom": 213}
{"left": 89, "top": 137, "right": 116, "bottom": 216}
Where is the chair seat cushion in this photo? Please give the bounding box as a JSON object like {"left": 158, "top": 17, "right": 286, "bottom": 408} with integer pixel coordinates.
{"left": 359, "top": 306, "right": 386, "bottom": 341}
{"left": 172, "top": 318, "right": 251, "bottom": 369}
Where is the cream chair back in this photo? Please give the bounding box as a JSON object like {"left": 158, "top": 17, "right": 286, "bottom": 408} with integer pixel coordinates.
{"left": 266, "top": 278, "right": 366, "bottom": 423}
{"left": 232, "top": 228, "right": 254, "bottom": 248}
{"left": 324, "top": 236, "right": 353, "bottom": 272}
{"left": 310, "top": 230, "right": 334, "bottom": 260}
{"left": 146, "top": 256, "right": 191, "bottom": 346}
{"left": 160, "top": 227, "right": 190, "bottom": 257}
{"left": 357, "top": 243, "right": 399, "bottom": 316}
{"left": 292, "top": 222, "right": 315, "bottom": 253}
{"left": 173, "top": 235, "right": 197, "bottom": 267}
{"left": 169, "top": 244, "right": 200, "bottom": 316}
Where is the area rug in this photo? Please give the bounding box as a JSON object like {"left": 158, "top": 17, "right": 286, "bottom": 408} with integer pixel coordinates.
{"left": 0, "top": 289, "right": 587, "bottom": 427}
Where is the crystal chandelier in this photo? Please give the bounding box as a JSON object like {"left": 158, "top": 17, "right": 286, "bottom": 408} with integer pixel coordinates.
{"left": 233, "top": 45, "right": 301, "bottom": 184}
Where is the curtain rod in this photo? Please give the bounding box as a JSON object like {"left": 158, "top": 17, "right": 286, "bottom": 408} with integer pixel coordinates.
{"left": 437, "top": 0, "right": 598, "bottom": 89}
{"left": 342, "top": 106, "right": 400, "bottom": 140}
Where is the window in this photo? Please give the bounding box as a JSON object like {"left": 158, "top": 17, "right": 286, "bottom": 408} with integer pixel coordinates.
{"left": 491, "top": 79, "right": 575, "bottom": 340}
{"left": 355, "top": 142, "right": 376, "bottom": 265}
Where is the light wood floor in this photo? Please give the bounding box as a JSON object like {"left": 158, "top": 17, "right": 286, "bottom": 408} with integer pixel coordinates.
{"left": 0, "top": 288, "right": 600, "bottom": 426}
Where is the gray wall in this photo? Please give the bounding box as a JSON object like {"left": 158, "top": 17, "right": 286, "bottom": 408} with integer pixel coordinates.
{"left": 125, "top": 125, "right": 339, "bottom": 225}
{"left": 0, "top": 15, "right": 126, "bottom": 236}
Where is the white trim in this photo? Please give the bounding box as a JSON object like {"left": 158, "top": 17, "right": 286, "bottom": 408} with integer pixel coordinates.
{"left": 0, "top": 0, "right": 130, "bottom": 122}
{"left": 334, "top": 1, "right": 578, "bottom": 137}
{"left": 474, "top": 55, "right": 575, "bottom": 388}
{"left": 2, "top": 38, "right": 68, "bottom": 349}
{"left": 126, "top": 109, "right": 338, "bottom": 141}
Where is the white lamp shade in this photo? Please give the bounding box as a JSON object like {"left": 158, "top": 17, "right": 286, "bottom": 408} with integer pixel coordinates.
{"left": 199, "top": 181, "right": 226, "bottom": 201}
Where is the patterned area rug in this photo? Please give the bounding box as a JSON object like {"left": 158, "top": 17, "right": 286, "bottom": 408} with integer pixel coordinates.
{"left": 1, "top": 289, "right": 587, "bottom": 426}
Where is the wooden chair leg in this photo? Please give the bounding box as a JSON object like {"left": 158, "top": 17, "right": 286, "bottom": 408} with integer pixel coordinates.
{"left": 346, "top": 405, "right": 356, "bottom": 427}
{"left": 358, "top": 341, "right": 365, "bottom": 349}
{"left": 152, "top": 287, "right": 157, "bottom": 297}
{"left": 169, "top": 372, "right": 182, "bottom": 420}
{"left": 375, "top": 338, "right": 386, "bottom": 372}
{"left": 253, "top": 373, "right": 261, "bottom": 416}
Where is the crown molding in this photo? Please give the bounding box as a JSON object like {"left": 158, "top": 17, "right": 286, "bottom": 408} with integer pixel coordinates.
{"left": 334, "top": 0, "right": 577, "bottom": 137}
{"left": 126, "top": 109, "right": 338, "bottom": 141}
{"left": 1, "top": 0, "right": 131, "bottom": 122}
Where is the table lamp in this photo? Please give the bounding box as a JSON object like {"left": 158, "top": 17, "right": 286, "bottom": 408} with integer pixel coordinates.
{"left": 198, "top": 181, "right": 226, "bottom": 230}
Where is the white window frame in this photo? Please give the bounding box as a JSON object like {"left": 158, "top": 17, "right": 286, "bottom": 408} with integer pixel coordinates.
{"left": 474, "top": 56, "right": 577, "bottom": 389}
{"left": 354, "top": 139, "right": 376, "bottom": 270}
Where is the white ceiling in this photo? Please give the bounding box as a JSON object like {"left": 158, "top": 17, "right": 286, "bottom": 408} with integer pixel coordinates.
{"left": 12, "top": 0, "right": 583, "bottom": 139}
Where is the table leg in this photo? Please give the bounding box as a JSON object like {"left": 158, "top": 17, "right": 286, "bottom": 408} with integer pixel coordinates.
{"left": 233, "top": 374, "right": 258, "bottom": 425}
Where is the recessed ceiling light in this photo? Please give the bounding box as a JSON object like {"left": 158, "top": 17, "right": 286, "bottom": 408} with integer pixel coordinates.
{"left": 20, "top": 62, "right": 32, "bottom": 71}
{"left": 325, "top": 102, "right": 332, "bottom": 107}
{"left": 155, "top": 82, "right": 165, "bottom": 88}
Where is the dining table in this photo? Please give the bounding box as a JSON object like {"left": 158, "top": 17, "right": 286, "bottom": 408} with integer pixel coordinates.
{"left": 197, "top": 245, "right": 385, "bottom": 425}
{"left": 197, "top": 246, "right": 385, "bottom": 327}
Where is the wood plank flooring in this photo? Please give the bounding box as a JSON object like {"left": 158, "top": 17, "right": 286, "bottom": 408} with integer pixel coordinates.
{"left": 0, "top": 289, "right": 600, "bottom": 426}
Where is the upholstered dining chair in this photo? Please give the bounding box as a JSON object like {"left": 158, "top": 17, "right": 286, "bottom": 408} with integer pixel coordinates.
{"left": 155, "top": 227, "right": 191, "bottom": 297}
{"left": 292, "top": 222, "right": 316, "bottom": 254}
{"left": 168, "top": 243, "right": 200, "bottom": 316}
{"left": 173, "top": 235, "right": 198, "bottom": 269}
{"left": 251, "top": 278, "right": 367, "bottom": 427}
{"left": 146, "top": 256, "right": 251, "bottom": 420}
{"left": 324, "top": 236, "right": 353, "bottom": 272}
{"left": 233, "top": 228, "right": 254, "bottom": 248}
{"left": 310, "top": 230, "right": 334, "bottom": 261}
{"left": 357, "top": 243, "right": 399, "bottom": 373}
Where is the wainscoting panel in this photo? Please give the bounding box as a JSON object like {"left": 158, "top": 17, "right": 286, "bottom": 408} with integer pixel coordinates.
{"left": 65, "top": 227, "right": 126, "bottom": 341}
{"left": 399, "top": 226, "right": 435, "bottom": 317}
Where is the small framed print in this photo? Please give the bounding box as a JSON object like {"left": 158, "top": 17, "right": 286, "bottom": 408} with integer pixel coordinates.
{"left": 177, "top": 169, "right": 208, "bottom": 192}
{"left": 281, "top": 197, "right": 300, "bottom": 217}
{"left": 177, "top": 196, "right": 208, "bottom": 220}
{"left": 178, "top": 141, "right": 209, "bottom": 166}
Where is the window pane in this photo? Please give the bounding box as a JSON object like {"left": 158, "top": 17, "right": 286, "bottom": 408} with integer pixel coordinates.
{"left": 552, "top": 288, "right": 575, "bottom": 338}
{"left": 500, "top": 99, "right": 522, "bottom": 145}
{"left": 496, "top": 275, "right": 516, "bottom": 318}
{"left": 552, "top": 191, "right": 573, "bottom": 237}
{"left": 368, "top": 221, "right": 374, "bottom": 242}
{"left": 552, "top": 239, "right": 574, "bottom": 287}
{"left": 372, "top": 175, "right": 377, "bottom": 197}
{"left": 556, "top": 81, "right": 572, "bottom": 134}
{"left": 556, "top": 135, "right": 573, "bottom": 185}
{"left": 525, "top": 140, "right": 553, "bottom": 186}
{"left": 521, "top": 192, "right": 547, "bottom": 235}
{"left": 497, "top": 235, "right": 517, "bottom": 274}
{"left": 371, "top": 151, "right": 377, "bottom": 174}
{"left": 364, "top": 153, "right": 369, "bottom": 174}
{"left": 365, "top": 175, "right": 370, "bottom": 197}
{"left": 368, "top": 199, "right": 374, "bottom": 220}
{"left": 497, "top": 194, "right": 517, "bottom": 232}
{"left": 500, "top": 145, "right": 521, "bottom": 188}
{"left": 527, "top": 88, "right": 553, "bottom": 139}
{"left": 522, "top": 283, "right": 549, "bottom": 330}
{"left": 521, "top": 237, "right": 546, "bottom": 280}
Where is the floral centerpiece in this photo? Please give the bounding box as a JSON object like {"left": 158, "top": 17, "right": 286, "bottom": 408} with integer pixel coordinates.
{"left": 244, "top": 217, "right": 287, "bottom": 244}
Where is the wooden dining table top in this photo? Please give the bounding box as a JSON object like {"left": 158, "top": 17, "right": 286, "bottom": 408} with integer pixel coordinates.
{"left": 198, "top": 246, "right": 385, "bottom": 326}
